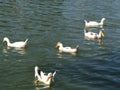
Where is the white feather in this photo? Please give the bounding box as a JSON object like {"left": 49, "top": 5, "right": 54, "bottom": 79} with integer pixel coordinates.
{"left": 84, "top": 29, "right": 105, "bottom": 40}
{"left": 84, "top": 18, "right": 106, "bottom": 28}
{"left": 56, "top": 42, "right": 79, "bottom": 53}
{"left": 34, "top": 66, "right": 56, "bottom": 85}
{"left": 3, "top": 37, "right": 28, "bottom": 48}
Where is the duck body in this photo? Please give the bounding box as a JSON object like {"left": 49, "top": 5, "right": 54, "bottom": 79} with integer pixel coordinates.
{"left": 34, "top": 66, "right": 56, "bottom": 85}
{"left": 84, "top": 29, "right": 104, "bottom": 40}
{"left": 84, "top": 18, "right": 106, "bottom": 28}
{"left": 3, "top": 37, "right": 28, "bottom": 48}
{"left": 56, "top": 42, "right": 79, "bottom": 53}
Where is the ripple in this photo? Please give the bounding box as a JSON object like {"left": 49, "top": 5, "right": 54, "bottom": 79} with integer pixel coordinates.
{"left": 0, "top": 0, "right": 120, "bottom": 90}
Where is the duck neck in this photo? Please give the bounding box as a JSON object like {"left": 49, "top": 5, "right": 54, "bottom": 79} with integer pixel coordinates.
{"left": 100, "top": 19, "right": 105, "bottom": 25}
{"left": 84, "top": 20, "right": 87, "bottom": 24}
{"left": 59, "top": 43, "right": 63, "bottom": 50}
{"left": 35, "top": 70, "right": 41, "bottom": 81}
{"left": 98, "top": 31, "right": 103, "bottom": 38}
{"left": 6, "top": 39, "right": 11, "bottom": 46}
{"left": 35, "top": 69, "right": 39, "bottom": 78}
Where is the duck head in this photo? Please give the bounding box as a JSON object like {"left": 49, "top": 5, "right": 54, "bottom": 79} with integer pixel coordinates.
{"left": 55, "top": 42, "right": 63, "bottom": 49}
{"left": 3, "top": 37, "right": 9, "bottom": 43}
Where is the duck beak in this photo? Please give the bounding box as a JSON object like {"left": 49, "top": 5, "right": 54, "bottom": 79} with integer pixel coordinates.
{"left": 55, "top": 44, "right": 59, "bottom": 49}
{"left": 102, "top": 31, "right": 105, "bottom": 37}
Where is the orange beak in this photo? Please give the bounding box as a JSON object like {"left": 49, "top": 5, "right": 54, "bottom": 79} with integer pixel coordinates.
{"left": 55, "top": 44, "right": 59, "bottom": 49}
{"left": 102, "top": 31, "right": 105, "bottom": 37}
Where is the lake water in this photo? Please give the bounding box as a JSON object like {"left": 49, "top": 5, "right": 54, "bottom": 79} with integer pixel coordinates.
{"left": 0, "top": 0, "right": 120, "bottom": 90}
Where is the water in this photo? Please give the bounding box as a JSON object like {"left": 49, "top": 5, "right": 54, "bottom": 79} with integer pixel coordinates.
{"left": 0, "top": 0, "right": 120, "bottom": 90}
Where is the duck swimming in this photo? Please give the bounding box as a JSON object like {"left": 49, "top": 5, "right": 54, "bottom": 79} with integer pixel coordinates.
{"left": 3, "top": 37, "right": 28, "bottom": 48}
{"left": 55, "top": 42, "right": 79, "bottom": 54}
{"left": 34, "top": 66, "right": 56, "bottom": 85}
{"left": 84, "top": 29, "right": 105, "bottom": 40}
{"left": 84, "top": 18, "right": 106, "bottom": 28}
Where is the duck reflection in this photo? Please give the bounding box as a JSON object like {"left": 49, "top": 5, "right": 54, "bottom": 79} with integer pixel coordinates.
{"left": 35, "top": 85, "right": 52, "bottom": 90}
{"left": 98, "top": 39, "right": 104, "bottom": 46}
{"left": 56, "top": 51, "right": 77, "bottom": 58}
{"left": 2, "top": 46, "right": 26, "bottom": 55}
{"left": 34, "top": 81, "right": 52, "bottom": 90}
{"left": 84, "top": 39, "right": 104, "bottom": 46}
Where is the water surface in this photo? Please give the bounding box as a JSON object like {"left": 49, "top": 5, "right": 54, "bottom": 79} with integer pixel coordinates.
{"left": 0, "top": 0, "right": 120, "bottom": 90}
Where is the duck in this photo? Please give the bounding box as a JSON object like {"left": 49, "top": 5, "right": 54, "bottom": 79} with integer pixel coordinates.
{"left": 3, "top": 37, "right": 28, "bottom": 48}
{"left": 55, "top": 42, "right": 79, "bottom": 53}
{"left": 84, "top": 29, "right": 105, "bottom": 40}
{"left": 84, "top": 18, "right": 106, "bottom": 28}
{"left": 34, "top": 66, "right": 56, "bottom": 85}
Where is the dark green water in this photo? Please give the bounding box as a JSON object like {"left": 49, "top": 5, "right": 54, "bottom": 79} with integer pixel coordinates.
{"left": 0, "top": 0, "right": 120, "bottom": 90}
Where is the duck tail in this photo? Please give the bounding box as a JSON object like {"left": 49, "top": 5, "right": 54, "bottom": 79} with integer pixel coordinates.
{"left": 76, "top": 45, "right": 79, "bottom": 49}
{"left": 53, "top": 70, "right": 57, "bottom": 77}
{"left": 35, "top": 66, "right": 40, "bottom": 78}
{"left": 25, "top": 39, "right": 28, "bottom": 43}
{"left": 84, "top": 20, "right": 87, "bottom": 23}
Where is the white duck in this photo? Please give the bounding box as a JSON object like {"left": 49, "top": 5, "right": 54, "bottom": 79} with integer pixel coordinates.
{"left": 56, "top": 42, "right": 79, "bottom": 53}
{"left": 84, "top": 18, "right": 106, "bottom": 28}
{"left": 84, "top": 29, "right": 105, "bottom": 40}
{"left": 3, "top": 37, "right": 28, "bottom": 48}
{"left": 34, "top": 66, "right": 56, "bottom": 85}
